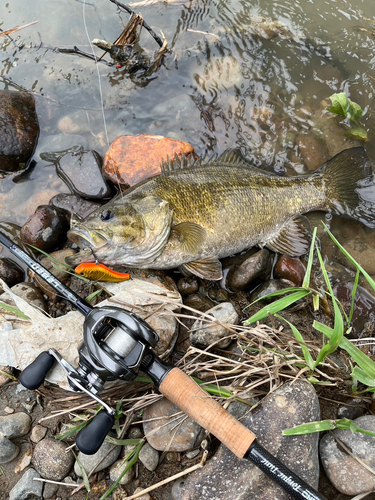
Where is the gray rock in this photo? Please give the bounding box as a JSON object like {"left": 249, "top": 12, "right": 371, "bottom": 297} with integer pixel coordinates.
{"left": 9, "top": 468, "right": 43, "bottom": 500}
{"left": 30, "top": 424, "right": 48, "bottom": 443}
{"left": 109, "top": 458, "right": 135, "bottom": 484}
{"left": 337, "top": 398, "right": 366, "bottom": 420}
{"left": 143, "top": 398, "right": 205, "bottom": 452}
{"left": 190, "top": 302, "right": 238, "bottom": 349}
{"left": 43, "top": 481, "right": 59, "bottom": 499}
{"left": 181, "top": 380, "right": 320, "bottom": 500}
{"left": 0, "top": 412, "right": 31, "bottom": 438}
{"left": 139, "top": 442, "right": 159, "bottom": 471}
{"left": 320, "top": 415, "right": 375, "bottom": 495}
{"left": 32, "top": 438, "right": 74, "bottom": 481}
{"left": 0, "top": 435, "right": 19, "bottom": 463}
{"left": 74, "top": 438, "right": 121, "bottom": 476}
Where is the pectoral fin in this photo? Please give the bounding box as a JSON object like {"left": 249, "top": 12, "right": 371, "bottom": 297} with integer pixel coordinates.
{"left": 181, "top": 257, "right": 223, "bottom": 280}
{"left": 264, "top": 215, "right": 312, "bottom": 256}
{"left": 172, "top": 222, "right": 207, "bottom": 254}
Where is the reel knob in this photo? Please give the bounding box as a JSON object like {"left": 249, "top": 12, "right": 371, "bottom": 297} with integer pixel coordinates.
{"left": 75, "top": 411, "right": 115, "bottom": 455}
{"left": 19, "top": 351, "right": 55, "bottom": 390}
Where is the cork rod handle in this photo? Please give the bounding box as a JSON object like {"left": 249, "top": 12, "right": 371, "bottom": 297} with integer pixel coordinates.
{"left": 159, "top": 367, "right": 256, "bottom": 458}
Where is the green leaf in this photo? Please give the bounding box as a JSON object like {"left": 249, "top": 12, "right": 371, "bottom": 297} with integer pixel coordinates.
{"left": 348, "top": 126, "right": 368, "bottom": 140}
{"left": 244, "top": 290, "right": 310, "bottom": 325}
{"left": 283, "top": 418, "right": 375, "bottom": 438}
{"left": 328, "top": 92, "right": 350, "bottom": 117}
{"left": 0, "top": 301, "right": 30, "bottom": 320}
{"left": 302, "top": 227, "right": 317, "bottom": 289}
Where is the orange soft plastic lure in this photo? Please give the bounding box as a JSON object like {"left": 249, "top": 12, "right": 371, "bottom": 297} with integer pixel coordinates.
{"left": 75, "top": 263, "right": 130, "bottom": 282}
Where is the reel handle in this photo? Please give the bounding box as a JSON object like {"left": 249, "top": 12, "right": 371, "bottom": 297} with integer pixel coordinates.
{"left": 75, "top": 411, "right": 115, "bottom": 455}
{"left": 19, "top": 351, "right": 55, "bottom": 390}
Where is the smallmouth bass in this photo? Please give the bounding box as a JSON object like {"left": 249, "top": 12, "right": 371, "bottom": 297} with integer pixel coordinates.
{"left": 66, "top": 148, "right": 375, "bottom": 280}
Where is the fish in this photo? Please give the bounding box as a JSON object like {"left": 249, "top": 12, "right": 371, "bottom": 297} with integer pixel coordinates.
{"left": 74, "top": 262, "right": 130, "bottom": 282}
{"left": 66, "top": 147, "right": 375, "bottom": 280}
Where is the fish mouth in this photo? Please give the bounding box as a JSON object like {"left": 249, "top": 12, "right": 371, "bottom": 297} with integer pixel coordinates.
{"left": 67, "top": 227, "right": 112, "bottom": 250}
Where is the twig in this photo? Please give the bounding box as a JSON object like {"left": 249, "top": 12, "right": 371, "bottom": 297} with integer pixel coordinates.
{"left": 0, "top": 21, "right": 38, "bottom": 37}
{"left": 33, "top": 477, "right": 78, "bottom": 487}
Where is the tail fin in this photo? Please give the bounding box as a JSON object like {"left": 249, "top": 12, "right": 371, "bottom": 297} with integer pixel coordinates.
{"left": 320, "top": 147, "right": 375, "bottom": 228}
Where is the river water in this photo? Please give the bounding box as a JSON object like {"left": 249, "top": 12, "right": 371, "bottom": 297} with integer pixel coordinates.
{"left": 1, "top": 0, "right": 375, "bottom": 236}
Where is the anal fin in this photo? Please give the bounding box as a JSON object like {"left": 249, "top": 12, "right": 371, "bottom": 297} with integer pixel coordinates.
{"left": 181, "top": 257, "right": 223, "bottom": 280}
{"left": 264, "top": 215, "right": 312, "bottom": 256}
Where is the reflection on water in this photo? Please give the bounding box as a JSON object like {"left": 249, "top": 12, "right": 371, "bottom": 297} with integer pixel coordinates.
{"left": 0, "top": 0, "right": 375, "bottom": 227}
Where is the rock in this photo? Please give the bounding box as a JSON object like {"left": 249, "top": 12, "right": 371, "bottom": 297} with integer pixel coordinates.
{"left": 32, "top": 248, "right": 76, "bottom": 299}
{"left": 274, "top": 255, "right": 306, "bottom": 286}
{"left": 177, "top": 277, "right": 199, "bottom": 296}
{"left": 57, "top": 111, "right": 92, "bottom": 135}
{"left": 0, "top": 258, "right": 24, "bottom": 287}
{"left": 0, "top": 365, "right": 14, "bottom": 386}
{"left": 14, "top": 442, "right": 33, "bottom": 473}
{"left": 128, "top": 427, "right": 144, "bottom": 439}
{"left": 45, "top": 147, "right": 114, "bottom": 200}
{"left": 226, "top": 249, "right": 272, "bottom": 292}
{"left": 296, "top": 134, "right": 329, "bottom": 171}
{"left": 1, "top": 282, "right": 46, "bottom": 312}
{"left": 74, "top": 438, "right": 121, "bottom": 476}
{"left": 9, "top": 468, "right": 43, "bottom": 500}
{"left": 0, "top": 412, "right": 31, "bottom": 438}
{"left": 190, "top": 302, "right": 238, "bottom": 349}
{"left": 36, "top": 134, "right": 89, "bottom": 162}
{"left": 181, "top": 380, "right": 320, "bottom": 500}
{"left": 337, "top": 398, "right": 366, "bottom": 420}
{"left": 132, "top": 487, "right": 152, "bottom": 500}
{"left": 20, "top": 205, "right": 70, "bottom": 251}
{"left": 320, "top": 415, "right": 375, "bottom": 495}
{"left": 184, "top": 293, "right": 215, "bottom": 312}
{"left": 0, "top": 435, "right": 19, "bottom": 463}
{"left": 249, "top": 278, "right": 295, "bottom": 303}
{"left": 32, "top": 438, "right": 74, "bottom": 481}
{"left": 0, "top": 90, "right": 39, "bottom": 172}
{"left": 109, "top": 459, "right": 135, "bottom": 484}
{"left": 50, "top": 193, "right": 101, "bottom": 219}
{"left": 143, "top": 398, "right": 205, "bottom": 452}
{"left": 103, "top": 134, "right": 195, "bottom": 187}
{"left": 139, "top": 442, "right": 159, "bottom": 471}
{"left": 43, "top": 481, "right": 59, "bottom": 499}
{"left": 30, "top": 424, "right": 48, "bottom": 443}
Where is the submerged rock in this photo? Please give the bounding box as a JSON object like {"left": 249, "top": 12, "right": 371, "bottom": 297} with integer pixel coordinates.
{"left": 103, "top": 134, "right": 195, "bottom": 187}
{"left": 0, "top": 90, "right": 39, "bottom": 172}
{"left": 181, "top": 380, "right": 320, "bottom": 500}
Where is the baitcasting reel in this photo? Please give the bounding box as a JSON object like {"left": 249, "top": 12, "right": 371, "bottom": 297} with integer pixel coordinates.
{"left": 20, "top": 305, "right": 172, "bottom": 455}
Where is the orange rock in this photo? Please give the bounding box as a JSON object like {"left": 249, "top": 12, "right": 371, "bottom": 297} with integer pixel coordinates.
{"left": 103, "top": 134, "right": 195, "bottom": 187}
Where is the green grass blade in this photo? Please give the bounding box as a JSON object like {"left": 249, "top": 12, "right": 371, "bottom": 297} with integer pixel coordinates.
{"left": 348, "top": 268, "right": 360, "bottom": 325}
{"left": 275, "top": 314, "right": 315, "bottom": 370}
{"left": 351, "top": 367, "right": 375, "bottom": 387}
{"left": 302, "top": 227, "right": 317, "bottom": 289}
{"left": 0, "top": 301, "right": 30, "bottom": 320}
{"left": 283, "top": 419, "right": 336, "bottom": 435}
{"left": 244, "top": 290, "right": 310, "bottom": 325}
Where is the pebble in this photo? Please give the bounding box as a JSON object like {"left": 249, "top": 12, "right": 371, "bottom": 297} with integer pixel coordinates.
{"left": 226, "top": 249, "right": 272, "bottom": 292}
{"left": 14, "top": 442, "right": 33, "bottom": 473}
{"left": 0, "top": 435, "right": 19, "bottom": 463}
{"left": 103, "top": 134, "right": 195, "bottom": 187}
{"left": 139, "top": 442, "right": 159, "bottom": 471}
{"left": 184, "top": 293, "right": 215, "bottom": 312}
{"left": 177, "top": 277, "right": 199, "bottom": 296}
{"left": 0, "top": 258, "right": 24, "bottom": 287}
{"left": 74, "top": 438, "right": 122, "bottom": 476}
{"left": 50, "top": 193, "right": 101, "bottom": 219}
{"left": 190, "top": 302, "right": 238, "bottom": 349}
{"left": 132, "top": 487, "right": 152, "bottom": 500}
{"left": 320, "top": 415, "right": 375, "bottom": 495}
{"left": 0, "top": 90, "right": 39, "bottom": 172}
{"left": 274, "top": 255, "right": 306, "bottom": 286}
{"left": 30, "top": 424, "right": 48, "bottom": 443}
{"left": 109, "top": 459, "right": 135, "bottom": 484}
{"left": 4, "top": 406, "right": 14, "bottom": 414}
{"left": 181, "top": 380, "right": 320, "bottom": 499}
{"left": 0, "top": 412, "right": 31, "bottom": 438}
{"left": 20, "top": 205, "right": 70, "bottom": 251}
{"left": 143, "top": 397, "right": 205, "bottom": 452}
{"left": 9, "top": 468, "right": 43, "bottom": 500}
{"left": 32, "top": 438, "right": 74, "bottom": 481}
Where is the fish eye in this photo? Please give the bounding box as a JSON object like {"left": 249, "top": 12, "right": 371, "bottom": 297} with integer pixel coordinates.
{"left": 100, "top": 210, "right": 114, "bottom": 221}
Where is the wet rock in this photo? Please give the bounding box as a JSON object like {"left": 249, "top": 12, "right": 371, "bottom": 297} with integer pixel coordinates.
{"left": 250, "top": 278, "right": 295, "bottom": 303}
{"left": 109, "top": 459, "right": 135, "bottom": 484}
{"left": 182, "top": 380, "right": 320, "bottom": 500}
{"left": 30, "top": 424, "right": 48, "bottom": 443}
{"left": 337, "top": 398, "right": 367, "bottom": 420}
{"left": 32, "top": 248, "right": 76, "bottom": 299}
{"left": 32, "top": 438, "right": 74, "bottom": 481}
{"left": 0, "top": 412, "right": 31, "bottom": 438}
{"left": 226, "top": 249, "right": 272, "bottom": 292}
{"left": 320, "top": 415, "right": 375, "bottom": 495}
{"left": 1, "top": 282, "right": 46, "bottom": 312}
{"left": 190, "top": 302, "right": 238, "bottom": 348}
{"left": 143, "top": 398, "right": 205, "bottom": 452}
{"left": 9, "top": 468, "right": 43, "bottom": 500}
{"left": 184, "top": 293, "right": 215, "bottom": 312}
{"left": 177, "top": 277, "right": 199, "bottom": 296}
{"left": 139, "top": 442, "right": 159, "bottom": 471}
{"left": 296, "top": 133, "right": 329, "bottom": 171}
{"left": 103, "top": 134, "right": 195, "bottom": 187}
{"left": 20, "top": 205, "right": 69, "bottom": 251}
{"left": 0, "top": 435, "right": 19, "bottom": 463}
{"left": 50, "top": 193, "right": 101, "bottom": 219}
{"left": 45, "top": 146, "right": 114, "bottom": 200}
{"left": 0, "top": 90, "right": 39, "bottom": 172}
{"left": 74, "top": 438, "right": 121, "bottom": 476}
{"left": 274, "top": 255, "right": 306, "bottom": 286}
{"left": 14, "top": 442, "right": 33, "bottom": 473}
{"left": 334, "top": 235, "right": 375, "bottom": 275}
{"left": 0, "top": 258, "right": 24, "bottom": 287}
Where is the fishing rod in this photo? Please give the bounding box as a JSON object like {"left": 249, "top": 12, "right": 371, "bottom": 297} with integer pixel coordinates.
{"left": 0, "top": 230, "right": 326, "bottom": 500}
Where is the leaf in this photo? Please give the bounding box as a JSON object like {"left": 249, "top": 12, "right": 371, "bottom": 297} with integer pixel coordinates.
{"left": 328, "top": 92, "right": 350, "bottom": 117}
{"left": 302, "top": 227, "right": 317, "bottom": 289}
{"left": 349, "top": 126, "right": 368, "bottom": 140}
{"left": 0, "top": 301, "right": 30, "bottom": 320}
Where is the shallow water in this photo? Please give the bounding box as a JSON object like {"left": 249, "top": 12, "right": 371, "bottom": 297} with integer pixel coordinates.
{"left": 1, "top": 0, "right": 375, "bottom": 233}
